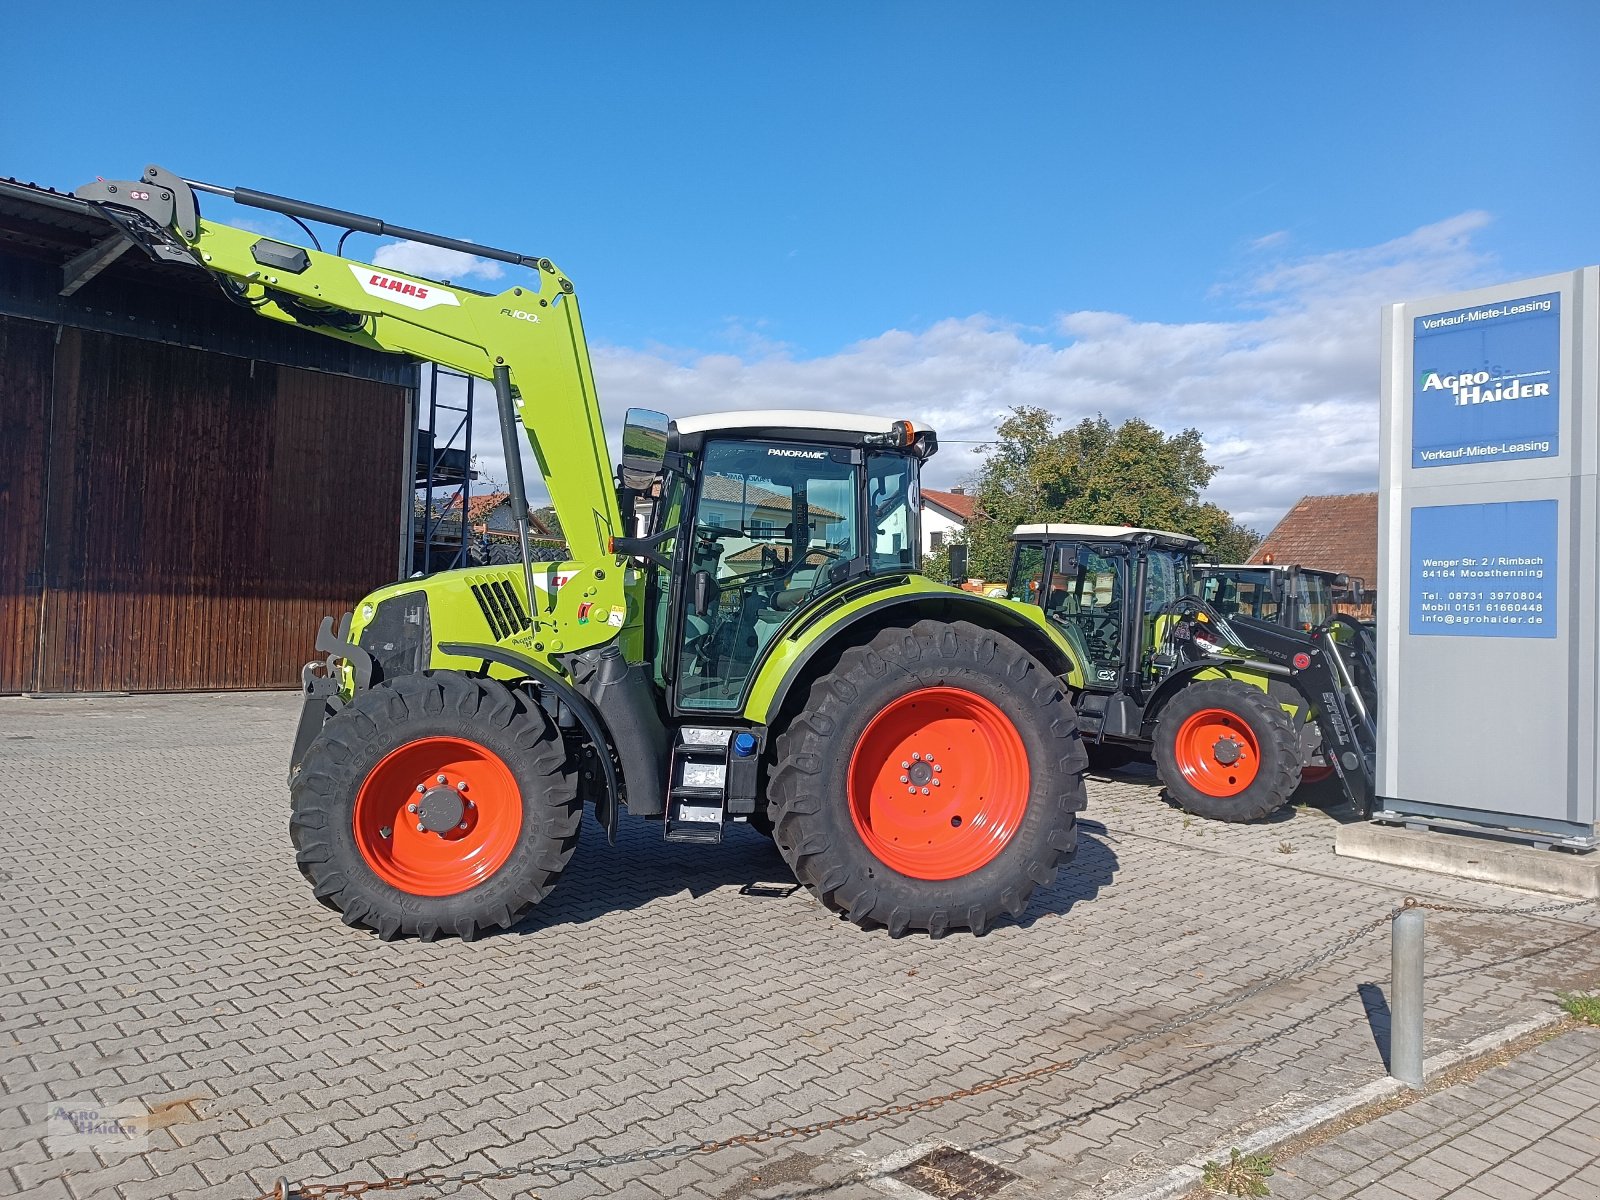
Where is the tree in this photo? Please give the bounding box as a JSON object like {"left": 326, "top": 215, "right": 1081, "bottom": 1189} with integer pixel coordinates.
{"left": 952, "top": 407, "right": 1261, "bottom": 580}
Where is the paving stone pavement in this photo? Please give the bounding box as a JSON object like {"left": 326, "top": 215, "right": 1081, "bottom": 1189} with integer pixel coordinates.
{"left": 1268, "top": 1028, "right": 1600, "bottom": 1200}
{"left": 3, "top": 691, "right": 1600, "bottom": 1200}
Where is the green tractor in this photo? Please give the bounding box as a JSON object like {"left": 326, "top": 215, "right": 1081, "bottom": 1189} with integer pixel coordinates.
{"left": 77, "top": 165, "right": 1090, "bottom": 940}
{"left": 1004, "top": 524, "right": 1375, "bottom": 822}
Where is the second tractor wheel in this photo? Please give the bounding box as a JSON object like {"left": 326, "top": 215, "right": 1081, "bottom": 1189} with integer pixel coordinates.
{"left": 289, "top": 671, "right": 581, "bottom": 941}
{"left": 767, "top": 619, "right": 1088, "bottom": 937}
{"left": 1152, "top": 679, "right": 1301, "bottom": 822}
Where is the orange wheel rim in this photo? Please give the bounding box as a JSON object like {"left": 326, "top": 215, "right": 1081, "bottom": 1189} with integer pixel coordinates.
{"left": 352, "top": 736, "right": 522, "bottom": 896}
{"left": 847, "top": 687, "right": 1030, "bottom": 880}
{"left": 1173, "top": 708, "right": 1260, "bottom": 797}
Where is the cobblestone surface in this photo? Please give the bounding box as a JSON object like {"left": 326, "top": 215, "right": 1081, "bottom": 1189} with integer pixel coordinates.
{"left": 1270, "top": 1028, "right": 1600, "bottom": 1200}
{"left": 3, "top": 692, "right": 1599, "bottom": 1200}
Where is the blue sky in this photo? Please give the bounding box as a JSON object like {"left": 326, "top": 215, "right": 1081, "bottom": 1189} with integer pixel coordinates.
{"left": 7, "top": 3, "right": 1597, "bottom": 527}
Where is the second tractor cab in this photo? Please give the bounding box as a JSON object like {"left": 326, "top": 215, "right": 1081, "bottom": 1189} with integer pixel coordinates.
{"left": 1007, "top": 524, "right": 1376, "bottom": 823}
{"left": 1191, "top": 562, "right": 1357, "bottom": 632}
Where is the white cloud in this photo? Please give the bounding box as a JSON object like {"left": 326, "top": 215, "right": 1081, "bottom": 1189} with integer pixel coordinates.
{"left": 372, "top": 239, "right": 506, "bottom": 285}
{"left": 446, "top": 212, "right": 1498, "bottom": 534}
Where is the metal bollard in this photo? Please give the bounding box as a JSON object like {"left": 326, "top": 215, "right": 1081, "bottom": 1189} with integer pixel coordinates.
{"left": 1391, "top": 905, "right": 1425, "bottom": 1088}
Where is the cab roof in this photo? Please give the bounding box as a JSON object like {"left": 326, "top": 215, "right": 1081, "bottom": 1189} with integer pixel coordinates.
{"left": 672, "top": 410, "right": 931, "bottom": 439}
{"left": 1196, "top": 562, "right": 1343, "bottom": 578}
{"left": 1011, "top": 522, "right": 1200, "bottom": 548}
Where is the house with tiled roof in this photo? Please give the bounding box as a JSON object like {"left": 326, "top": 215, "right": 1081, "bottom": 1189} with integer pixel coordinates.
{"left": 1249, "top": 491, "right": 1379, "bottom": 600}
{"left": 446, "top": 492, "right": 561, "bottom": 540}
{"left": 920, "top": 487, "right": 974, "bottom": 557}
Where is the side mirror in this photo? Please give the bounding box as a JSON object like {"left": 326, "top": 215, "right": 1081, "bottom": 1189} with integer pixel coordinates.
{"left": 619, "top": 408, "right": 670, "bottom": 490}
{"left": 947, "top": 543, "right": 969, "bottom": 584}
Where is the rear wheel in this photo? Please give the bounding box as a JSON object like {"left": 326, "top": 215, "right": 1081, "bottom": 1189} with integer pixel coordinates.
{"left": 290, "top": 671, "right": 580, "bottom": 940}
{"left": 768, "top": 619, "right": 1087, "bottom": 936}
{"left": 1153, "top": 679, "right": 1300, "bottom": 822}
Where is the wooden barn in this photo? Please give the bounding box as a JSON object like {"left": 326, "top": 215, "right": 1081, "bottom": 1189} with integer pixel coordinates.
{"left": 0, "top": 177, "right": 418, "bottom": 693}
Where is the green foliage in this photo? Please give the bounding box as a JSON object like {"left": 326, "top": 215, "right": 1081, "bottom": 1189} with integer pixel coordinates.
{"left": 1201, "top": 1148, "right": 1275, "bottom": 1197}
{"left": 958, "top": 407, "right": 1261, "bottom": 580}
{"left": 1558, "top": 991, "right": 1600, "bottom": 1025}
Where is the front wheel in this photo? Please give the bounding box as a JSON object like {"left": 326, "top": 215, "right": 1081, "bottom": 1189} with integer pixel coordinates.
{"left": 1152, "top": 679, "right": 1300, "bottom": 822}
{"left": 289, "top": 672, "right": 580, "bottom": 940}
{"left": 768, "top": 620, "right": 1088, "bottom": 936}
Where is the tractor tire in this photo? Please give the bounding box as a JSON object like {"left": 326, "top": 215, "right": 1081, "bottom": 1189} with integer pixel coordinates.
{"left": 1152, "top": 679, "right": 1300, "bottom": 823}
{"left": 767, "top": 619, "right": 1088, "bottom": 937}
{"left": 289, "top": 671, "right": 580, "bottom": 941}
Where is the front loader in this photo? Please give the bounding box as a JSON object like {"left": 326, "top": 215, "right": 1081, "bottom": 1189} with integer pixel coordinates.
{"left": 76, "top": 165, "right": 1089, "bottom": 941}
{"left": 1005, "top": 524, "right": 1375, "bottom": 823}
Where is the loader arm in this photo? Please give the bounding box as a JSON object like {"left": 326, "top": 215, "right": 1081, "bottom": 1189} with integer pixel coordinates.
{"left": 75, "top": 165, "right": 626, "bottom": 650}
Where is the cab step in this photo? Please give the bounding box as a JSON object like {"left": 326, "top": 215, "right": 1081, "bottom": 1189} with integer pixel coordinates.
{"left": 665, "top": 728, "right": 730, "bottom": 843}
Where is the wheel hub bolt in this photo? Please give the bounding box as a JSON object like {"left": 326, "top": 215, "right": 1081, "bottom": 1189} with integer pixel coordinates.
{"left": 900, "top": 775, "right": 909, "bottom": 783}
{"left": 933, "top": 764, "right": 942, "bottom": 773}
{"left": 901, "top": 760, "right": 910, "bottom": 769}
{"left": 456, "top": 781, "right": 469, "bottom": 792}
{"left": 436, "top": 775, "right": 448, "bottom": 784}
{"left": 459, "top": 822, "right": 468, "bottom": 831}
{"left": 415, "top": 784, "right": 426, "bottom": 794}
{"left": 932, "top": 778, "right": 941, "bottom": 787}
{"left": 416, "top": 821, "right": 426, "bottom": 832}
{"left": 408, "top": 803, "right": 418, "bottom": 813}
{"left": 912, "top": 753, "right": 921, "bottom": 761}
{"left": 920, "top": 787, "right": 929, "bottom": 795}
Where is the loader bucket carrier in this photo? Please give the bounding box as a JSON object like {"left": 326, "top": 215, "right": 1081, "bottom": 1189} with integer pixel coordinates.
{"left": 76, "top": 164, "right": 1090, "bottom": 940}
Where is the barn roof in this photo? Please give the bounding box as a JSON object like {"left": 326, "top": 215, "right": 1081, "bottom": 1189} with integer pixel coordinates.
{"left": 1249, "top": 492, "right": 1379, "bottom": 585}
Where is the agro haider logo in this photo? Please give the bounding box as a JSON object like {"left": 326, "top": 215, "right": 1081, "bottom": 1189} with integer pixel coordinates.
{"left": 1417, "top": 367, "right": 1552, "bottom": 408}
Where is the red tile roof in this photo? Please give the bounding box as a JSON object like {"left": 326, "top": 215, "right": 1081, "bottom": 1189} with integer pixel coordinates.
{"left": 446, "top": 492, "right": 559, "bottom": 537}
{"left": 1249, "top": 492, "right": 1379, "bottom": 585}
{"left": 922, "top": 488, "right": 974, "bottom": 521}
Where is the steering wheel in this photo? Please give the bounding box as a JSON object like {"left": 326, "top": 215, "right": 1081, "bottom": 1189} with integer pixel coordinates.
{"left": 790, "top": 546, "right": 846, "bottom": 596}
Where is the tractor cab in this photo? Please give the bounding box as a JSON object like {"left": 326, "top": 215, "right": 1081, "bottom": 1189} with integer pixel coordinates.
{"left": 1192, "top": 562, "right": 1358, "bottom": 632}
{"left": 618, "top": 408, "right": 935, "bottom": 716}
{"left": 1006, "top": 523, "right": 1200, "bottom": 700}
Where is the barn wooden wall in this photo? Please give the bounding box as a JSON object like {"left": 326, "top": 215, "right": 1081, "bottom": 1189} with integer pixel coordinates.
{"left": 0, "top": 314, "right": 408, "bottom": 693}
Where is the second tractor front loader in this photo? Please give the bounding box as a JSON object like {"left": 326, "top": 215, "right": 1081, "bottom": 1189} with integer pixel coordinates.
{"left": 1005, "top": 524, "right": 1376, "bottom": 823}
{"left": 76, "top": 165, "right": 1090, "bottom": 941}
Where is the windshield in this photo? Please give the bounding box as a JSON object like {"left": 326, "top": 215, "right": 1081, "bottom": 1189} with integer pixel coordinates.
{"left": 1195, "top": 569, "right": 1278, "bottom": 622}
{"left": 1295, "top": 574, "right": 1335, "bottom": 629}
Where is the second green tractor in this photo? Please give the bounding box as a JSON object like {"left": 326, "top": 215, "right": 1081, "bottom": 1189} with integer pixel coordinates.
{"left": 1003, "top": 524, "right": 1376, "bottom": 823}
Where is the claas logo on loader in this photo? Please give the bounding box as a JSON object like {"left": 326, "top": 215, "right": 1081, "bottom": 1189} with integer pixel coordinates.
{"left": 348, "top": 264, "right": 462, "bottom": 311}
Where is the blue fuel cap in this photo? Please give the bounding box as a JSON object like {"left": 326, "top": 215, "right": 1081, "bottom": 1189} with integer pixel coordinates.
{"left": 732, "top": 732, "right": 758, "bottom": 757}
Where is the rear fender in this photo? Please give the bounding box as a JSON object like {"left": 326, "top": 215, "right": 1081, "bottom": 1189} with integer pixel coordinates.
{"left": 745, "top": 579, "right": 1087, "bottom": 727}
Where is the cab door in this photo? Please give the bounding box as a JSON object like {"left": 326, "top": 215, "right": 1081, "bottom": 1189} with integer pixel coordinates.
{"left": 673, "top": 439, "right": 860, "bottom": 713}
